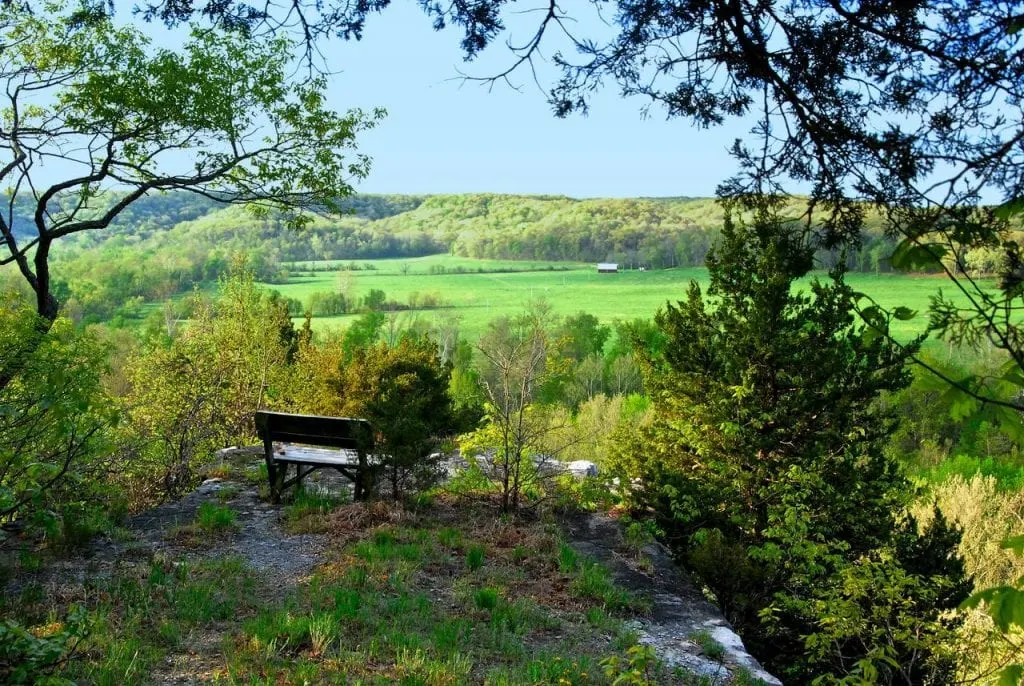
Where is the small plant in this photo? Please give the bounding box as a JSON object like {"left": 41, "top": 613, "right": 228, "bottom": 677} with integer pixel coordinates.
{"left": 308, "top": 613, "right": 339, "bottom": 655}
{"left": 285, "top": 487, "right": 342, "bottom": 517}
{"left": 600, "top": 643, "right": 660, "bottom": 685}
{"left": 283, "top": 488, "right": 342, "bottom": 533}
{"left": 571, "top": 562, "right": 632, "bottom": 611}
{"left": 196, "top": 502, "right": 237, "bottom": 533}
{"left": 465, "top": 544, "right": 486, "bottom": 571}
{"left": 690, "top": 629, "right": 725, "bottom": 661}
{"left": 437, "top": 527, "right": 463, "bottom": 549}
{"left": 473, "top": 587, "right": 500, "bottom": 611}
{"left": 622, "top": 518, "right": 658, "bottom": 555}
{"left": 585, "top": 606, "right": 621, "bottom": 632}
{"left": 206, "top": 464, "right": 235, "bottom": 480}
{"left": 557, "top": 542, "right": 579, "bottom": 573}
{"left": 216, "top": 485, "right": 240, "bottom": 502}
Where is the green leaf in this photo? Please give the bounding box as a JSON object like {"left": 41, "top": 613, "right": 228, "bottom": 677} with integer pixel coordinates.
{"left": 996, "top": 198, "right": 1024, "bottom": 219}
{"left": 891, "top": 239, "right": 948, "bottom": 270}
{"left": 891, "top": 306, "right": 917, "bottom": 321}
{"left": 940, "top": 384, "right": 980, "bottom": 422}
{"left": 998, "top": 664, "right": 1024, "bottom": 686}
{"left": 859, "top": 305, "right": 887, "bottom": 332}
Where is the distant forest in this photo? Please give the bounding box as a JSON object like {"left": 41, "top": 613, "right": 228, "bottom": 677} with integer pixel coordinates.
{"left": 4, "top": 192, "right": 907, "bottom": 322}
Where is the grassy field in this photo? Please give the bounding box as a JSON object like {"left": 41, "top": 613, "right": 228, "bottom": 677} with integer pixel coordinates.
{"left": 265, "top": 254, "right": 969, "bottom": 343}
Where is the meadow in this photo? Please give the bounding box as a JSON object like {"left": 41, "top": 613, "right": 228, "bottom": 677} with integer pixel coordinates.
{"left": 267, "top": 254, "right": 966, "bottom": 343}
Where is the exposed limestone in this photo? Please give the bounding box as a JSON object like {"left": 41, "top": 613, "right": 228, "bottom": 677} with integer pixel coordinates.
{"left": 563, "top": 512, "right": 781, "bottom": 685}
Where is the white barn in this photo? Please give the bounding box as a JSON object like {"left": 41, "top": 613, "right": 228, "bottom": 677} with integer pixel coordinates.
{"left": 596, "top": 263, "right": 619, "bottom": 274}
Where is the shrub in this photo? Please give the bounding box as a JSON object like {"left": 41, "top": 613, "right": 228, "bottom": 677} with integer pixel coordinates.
{"left": 0, "top": 299, "right": 115, "bottom": 537}
{"left": 336, "top": 337, "right": 469, "bottom": 499}
{"left": 0, "top": 606, "right": 88, "bottom": 684}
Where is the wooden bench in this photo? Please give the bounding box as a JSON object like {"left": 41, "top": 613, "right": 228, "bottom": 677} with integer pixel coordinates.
{"left": 254, "top": 410, "right": 375, "bottom": 503}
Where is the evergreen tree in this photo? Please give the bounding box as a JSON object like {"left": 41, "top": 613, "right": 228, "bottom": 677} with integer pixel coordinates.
{"left": 613, "top": 201, "right": 969, "bottom": 682}
{"left": 336, "top": 337, "right": 465, "bottom": 499}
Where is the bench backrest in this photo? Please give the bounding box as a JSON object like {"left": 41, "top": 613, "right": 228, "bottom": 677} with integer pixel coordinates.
{"left": 254, "top": 411, "right": 373, "bottom": 451}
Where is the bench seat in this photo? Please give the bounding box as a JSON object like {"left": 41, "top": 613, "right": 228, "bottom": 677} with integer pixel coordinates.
{"left": 272, "top": 444, "right": 362, "bottom": 466}
{"left": 255, "top": 411, "right": 375, "bottom": 502}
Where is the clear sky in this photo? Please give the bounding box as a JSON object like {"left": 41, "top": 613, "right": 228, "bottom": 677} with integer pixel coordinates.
{"left": 319, "top": 3, "right": 754, "bottom": 198}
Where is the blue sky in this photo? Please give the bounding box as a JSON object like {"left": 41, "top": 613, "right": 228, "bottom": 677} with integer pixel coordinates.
{"left": 321, "top": 3, "right": 752, "bottom": 198}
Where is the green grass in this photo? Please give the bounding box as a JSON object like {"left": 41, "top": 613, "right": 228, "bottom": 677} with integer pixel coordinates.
{"left": 195, "top": 502, "right": 237, "bottom": 533}
{"left": 264, "top": 255, "right": 984, "bottom": 343}
{"left": 282, "top": 486, "right": 346, "bottom": 533}
{"left": 465, "top": 543, "right": 486, "bottom": 571}
{"left": 5, "top": 498, "right": 698, "bottom": 684}
{"left": 690, "top": 629, "right": 726, "bottom": 661}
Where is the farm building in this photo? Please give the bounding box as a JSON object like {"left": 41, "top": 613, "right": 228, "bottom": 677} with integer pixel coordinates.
{"left": 596, "top": 263, "right": 619, "bottom": 273}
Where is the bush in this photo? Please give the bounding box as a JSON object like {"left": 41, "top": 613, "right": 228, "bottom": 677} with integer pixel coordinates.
{"left": 0, "top": 298, "right": 115, "bottom": 538}
{"left": 335, "top": 337, "right": 469, "bottom": 499}
{"left": 116, "top": 269, "right": 295, "bottom": 507}
{"left": 0, "top": 606, "right": 88, "bottom": 684}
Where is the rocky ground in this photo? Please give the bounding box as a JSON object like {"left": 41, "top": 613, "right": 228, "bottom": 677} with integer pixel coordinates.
{"left": 4, "top": 447, "right": 778, "bottom": 684}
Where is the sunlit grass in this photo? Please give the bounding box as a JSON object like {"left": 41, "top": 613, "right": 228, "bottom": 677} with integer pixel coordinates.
{"left": 264, "top": 255, "right": 984, "bottom": 343}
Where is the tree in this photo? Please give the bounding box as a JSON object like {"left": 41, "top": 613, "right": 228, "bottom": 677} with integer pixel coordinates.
{"left": 468, "top": 307, "right": 574, "bottom": 511}
{"left": 119, "top": 268, "right": 296, "bottom": 505}
{"left": 335, "top": 337, "right": 466, "bottom": 499}
{"left": 0, "top": 1, "right": 380, "bottom": 390}
{"left": 612, "top": 203, "right": 969, "bottom": 682}
{"left": 557, "top": 312, "right": 610, "bottom": 363}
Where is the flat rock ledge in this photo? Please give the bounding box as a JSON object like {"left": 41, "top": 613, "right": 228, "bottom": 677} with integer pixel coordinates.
{"left": 563, "top": 512, "right": 781, "bottom": 685}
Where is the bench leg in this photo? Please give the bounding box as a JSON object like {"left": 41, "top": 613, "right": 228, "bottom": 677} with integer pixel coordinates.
{"left": 269, "top": 462, "right": 287, "bottom": 504}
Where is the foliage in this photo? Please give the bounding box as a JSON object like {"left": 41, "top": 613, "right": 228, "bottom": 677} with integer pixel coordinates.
{"left": 0, "top": 605, "right": 87, "bottom": 685}
{"left": 341, "top": 311, "right": 385, "bottom": 358}
{"left": 336, "top": 337, "right": 469, "bottom": 498}
{"left": 600, "top": 643, "right": 660, "bottom": 686}
{"left": 0, "top": 296, "right": 114, "bottom": 538}
{"left": 145, "top": 0, "right": 1024, "bottom": 427}
{"left": 961, "top": 537, "right": 1024, "bottom": 686}
{"left": 611, "top": 205, "right": 970, "bottom": 682}
{"left": 27, "top": 191, "right": 910, "bottom": 325}
{"left": 117, "top": 269, "right": 294, "bottom": 507}
{"left": 914, "top": 475, "right": 1024, "bottom": 591}
{"left": 464, "top": 305, "right": 575, "bottom": 511}
{"left": 557, "top": 312, "right": 611, "bottom": 363}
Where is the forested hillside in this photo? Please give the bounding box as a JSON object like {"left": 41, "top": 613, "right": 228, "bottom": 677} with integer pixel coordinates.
{"left": 49, "top": 191, "right": 895, "bottom": 268}
{"left": 0, "top": 190, "right": 913, "bottom": 324}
